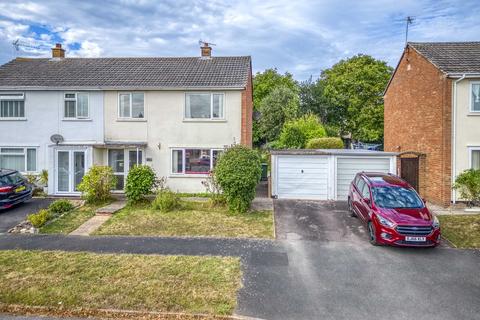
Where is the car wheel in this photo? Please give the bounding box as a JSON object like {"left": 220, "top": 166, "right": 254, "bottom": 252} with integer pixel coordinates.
{"left": 348, "top": 197, "right": 357, "bottom": 217}
{"left": 368, "top": 221, "right": 379, "bottom": 246}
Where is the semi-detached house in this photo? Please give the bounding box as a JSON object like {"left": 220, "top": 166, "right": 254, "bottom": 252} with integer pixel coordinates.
{"left": 0, "top": 43, "right": 253, "bottom": 195}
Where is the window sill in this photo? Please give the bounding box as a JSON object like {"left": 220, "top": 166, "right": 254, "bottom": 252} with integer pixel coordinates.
{"left": 62, "top": 118, "right": 92, "bottom": 122}
{"left": 0, "top": 117, "right": 27, "bottom": 121}
{"left": 116, "top": 118, "right": 147, "bottom": 122}
{"left": 169, "top": 174, "right": 209, "bottom": 178}
{"left": 182, "top": 119, "right": 227, "bottom": 123}
{"left": 467, "top": 112, "right": 480, "bottom": 116}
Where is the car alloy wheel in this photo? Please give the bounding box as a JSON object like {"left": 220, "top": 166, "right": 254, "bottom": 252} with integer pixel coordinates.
{"left": 368, "top": 221, "right": 379, "bottom": 246}
{"left": 348, "top": 197, "right": 357, "bottom": 217}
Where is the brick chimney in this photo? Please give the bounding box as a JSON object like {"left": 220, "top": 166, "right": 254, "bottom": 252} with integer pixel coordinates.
{"left": 201, "top": 42, "right": 212, "bottom": 58}
{"left": 51, "top": 43, "right": 65, "bottom": 58}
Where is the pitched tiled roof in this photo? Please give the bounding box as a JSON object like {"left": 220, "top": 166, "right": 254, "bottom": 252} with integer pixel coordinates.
{"left": 409, "top": 42, "right": 480, "bottom": 74}
{"left": 0, "top": 56, "right": 251, "bottom": 89}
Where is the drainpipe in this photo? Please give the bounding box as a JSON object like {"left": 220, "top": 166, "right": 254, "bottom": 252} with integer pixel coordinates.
{"left": 452, "top": 74, "right": 466, "bottom": 204}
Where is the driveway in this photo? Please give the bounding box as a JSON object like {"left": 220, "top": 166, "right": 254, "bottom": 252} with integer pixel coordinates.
{"left": 0, "top": 198, "right": 52, "bottom": 233}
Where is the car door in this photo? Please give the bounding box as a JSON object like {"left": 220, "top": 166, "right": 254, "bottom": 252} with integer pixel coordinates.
{"left": 352, "top": 176, "right": 365, "bottom": 217}
{"left": 358, "top": 182, "right": 372, "bottom": 222}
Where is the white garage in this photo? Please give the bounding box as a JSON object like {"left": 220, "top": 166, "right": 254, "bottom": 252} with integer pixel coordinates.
{"left": 271, "top": 149, "right": 397, "bottom": 200}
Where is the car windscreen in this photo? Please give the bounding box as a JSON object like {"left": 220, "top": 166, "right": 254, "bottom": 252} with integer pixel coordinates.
{"left": 372, "top": 186, "right": 424, "bottom": 209}
{"left": 0, "top": 172, "right": 25, "bottom": 186}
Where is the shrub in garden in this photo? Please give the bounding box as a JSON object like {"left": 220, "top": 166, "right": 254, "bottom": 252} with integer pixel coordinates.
{"left": 201, "top": 172, "right": 226, "bottom": 206}
{"left": 125, "top": 165, "right": 157, "bottom": 203}
{"left": 453, "top": 169, "right": 480, "bottom": 207}
{"left": 278, "top": 114, "right": 327, "bottom": 149}
{"left": 48, "top": 199, "right": 74, "bottom": 214}
{"left": 306, "top": 137, "right": 344, "bottom": 149}
{"left": 77, "top": 165, "right": 117, "bottom": 203}
{"left": 152, "top": 189, "right": 179, "bottom": 212}
{"left": 213, "top": 144, "right": 262, "bottom": 213}
{"left": 27, "top": 209, "right": 52, "bottom": 228}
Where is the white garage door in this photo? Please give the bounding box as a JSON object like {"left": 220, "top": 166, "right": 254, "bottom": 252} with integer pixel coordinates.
{"left": 336, "top": 157, "right": 391, "bottom": 200}
{"left": 277, "top": 156, "right": 329, "bottom": 200}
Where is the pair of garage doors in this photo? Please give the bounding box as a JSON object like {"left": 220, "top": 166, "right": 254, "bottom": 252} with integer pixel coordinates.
{"left": 274, "top": 154, "right": 395, "bottom": 200}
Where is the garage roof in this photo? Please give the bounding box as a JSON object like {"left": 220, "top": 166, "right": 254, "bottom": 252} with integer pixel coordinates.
{"left": 270, "top": 149, "right": 398, "bottom": 156}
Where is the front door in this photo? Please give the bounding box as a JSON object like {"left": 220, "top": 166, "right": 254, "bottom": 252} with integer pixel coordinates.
{"left": 56, "top": 150, "right": 86, "bottom": 194}
{"left": 108, "top": 149, "right": 143, "bottom": 191}
{"left": 401, "top": 158, "right": 419, "bottom": 190}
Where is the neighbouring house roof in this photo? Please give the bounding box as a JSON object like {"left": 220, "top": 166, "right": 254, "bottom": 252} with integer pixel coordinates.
{"left": 408, "top": 42, "right": 480, "bottom": 75}
{"left": 0, "top": 56, "right": 251, "bottom": 90}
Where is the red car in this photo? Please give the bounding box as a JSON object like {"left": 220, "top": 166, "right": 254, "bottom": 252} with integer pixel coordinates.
{"left": 348, "top": 172, "right": 440, "bottom": 247}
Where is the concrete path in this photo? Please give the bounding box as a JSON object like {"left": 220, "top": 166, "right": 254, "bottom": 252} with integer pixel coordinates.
{"left": 69, "top": 201, "right": 126, "bottom": 236}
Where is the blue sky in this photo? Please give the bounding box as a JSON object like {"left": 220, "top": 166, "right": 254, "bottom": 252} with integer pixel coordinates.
{"left": 0, "top": 0, "right": 479, "bottom": 79}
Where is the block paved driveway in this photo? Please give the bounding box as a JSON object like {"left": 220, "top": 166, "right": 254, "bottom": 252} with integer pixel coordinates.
{"left": 1, "top": 199, "right": 480, "bottom": 320}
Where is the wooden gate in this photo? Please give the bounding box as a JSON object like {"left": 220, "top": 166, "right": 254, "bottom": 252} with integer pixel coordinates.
{"left": 401, "top": 158, "right": 419, "bottom": 191}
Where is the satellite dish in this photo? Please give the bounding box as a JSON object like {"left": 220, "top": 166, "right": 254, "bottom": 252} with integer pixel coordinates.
{"left": 50, "top": 134, "right": 64, "bottom": 145}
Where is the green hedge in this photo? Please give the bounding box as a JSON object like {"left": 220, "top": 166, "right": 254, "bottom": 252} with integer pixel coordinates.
{"left": 306, "top": 137, "right": 344, "bottom": 149}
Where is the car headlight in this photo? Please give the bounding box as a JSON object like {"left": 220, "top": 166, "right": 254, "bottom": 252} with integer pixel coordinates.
{"left": 432, "top": 216, "right": 440, "bottom": 229}
{"left": 376, "top": 215, "right": 395, "bottom": 228}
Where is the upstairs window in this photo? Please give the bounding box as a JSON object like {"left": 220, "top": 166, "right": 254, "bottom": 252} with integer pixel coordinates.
{"left": 119, "top": 93, "right": 144, "bottom": 118}
{"left": 0, "top": 93, "right": 25, "bottom": 119}
{"left": 185, "top": 93, "right": 224, "bottom": 119}
{"left": 471, "top": 83, "right": 480, "bottom": 112}
{"left": 64, "top": 93, "right": 89, "bottom": 119}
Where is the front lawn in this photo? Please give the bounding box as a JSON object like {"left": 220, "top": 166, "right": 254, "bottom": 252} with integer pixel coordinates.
{"left": 94, "top": 200, "right": 274, "bottom": 238}
{"left": 0, "top": 250, "right": 241, "bottom": 316}
{"left": 438, "top": 214, "right": 480, "bottom": 248}
{"left": 40, "top": 202, "right": 109, "bottom": 234}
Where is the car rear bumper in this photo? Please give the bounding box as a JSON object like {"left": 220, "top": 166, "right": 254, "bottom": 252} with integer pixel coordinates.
{"left": 375, "top": 225, "right": 441, "bottom": 247}
{"left": 0, "top": 191, "right": 33, "bottom": 209}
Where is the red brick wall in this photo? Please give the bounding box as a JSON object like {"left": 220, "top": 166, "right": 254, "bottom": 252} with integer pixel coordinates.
{"left": 384, "top": 47, "right": 452, "bottom": 206}
{"left": 241, "top": 63, "right": 253, "bottom": 147}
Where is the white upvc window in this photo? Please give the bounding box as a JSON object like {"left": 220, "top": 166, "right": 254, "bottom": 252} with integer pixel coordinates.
{"left": 469, "top": 147, "right": 480, "bottom": 169}
{"left": 0, "top": 147, "right": 37, "bottom": 172}
{"left": 185, "top": 92, "right": 224, "bottom": 120}
{"left": 471, "top": 82, "right": 480, "bottom": 112}
{"left": 118, "top": 93, "right": 145, "bottom": 119}
{"left": 171, "top": 148, "right": 223, "bottom": 175}
{"left": 64, "top": 92, "right": 89, "bottom": 119}
{"left": 0, "top": 92, "right": 25, "bottom": 119}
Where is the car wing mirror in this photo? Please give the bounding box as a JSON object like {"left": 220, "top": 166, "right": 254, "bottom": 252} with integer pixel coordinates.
{"left": 422, "top": 198, "right": 426, "bottom": 204}
{"left": 363, "top": 198, "right": 371, "bottom": 206}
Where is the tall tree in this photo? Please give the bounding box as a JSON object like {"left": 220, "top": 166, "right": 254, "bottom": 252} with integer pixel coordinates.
{"left": 298, "top": 76, "right": 329, "bottom": 122}
{"left": 256, "top": 86, "right": 299, "bottom": 145}
{"left": 320, "top": 54, "right": 393, "bottom": 142}
{"left": 253, "top": 68, "right": 298, "bottom": 146}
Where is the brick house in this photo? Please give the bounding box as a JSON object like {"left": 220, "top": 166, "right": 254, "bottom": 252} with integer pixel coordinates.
{"left": 384, "top": 42, "right": 480, "bottom": 207}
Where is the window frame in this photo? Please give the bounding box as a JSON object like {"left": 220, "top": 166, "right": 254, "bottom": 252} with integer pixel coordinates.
{"left": 0, "top": 146, "right": 37, "bottom": 173}
{"left": 170, "top": 148, "right": 223, "bottom": 175}
{"left": 468, "top": 146, "right": 480, "bottom": 169}
{"left": 0, "top": 92, "right": 25, "bottom": 120}
{"left": 63, "top": 92, "right": 90, "bottom": 119}
{"left": 470, "top": 81, "right": 480, "bottom": 113}
{"left": 118, "top": 92, "right": 146, "bottom": 120}
{"left": 184, "top": 92, "right": 225, "bottom": 121}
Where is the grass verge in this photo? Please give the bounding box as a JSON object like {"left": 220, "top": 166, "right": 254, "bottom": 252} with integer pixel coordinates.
{"left": 438, "top": 214, "right": 480, "bottom": 248}
{"left": 94, "top": 201, "right": 274, "bottom": 239}
{"left": 40, "top": 202, "right": 109, "bottom": 234}
{"left": 0, "top": 250, "right": 241, "bottom": 316}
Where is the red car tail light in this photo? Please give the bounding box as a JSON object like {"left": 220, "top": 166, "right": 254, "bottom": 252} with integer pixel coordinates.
{"left": 0, "top": 186, "right": 13, "bottom": 193}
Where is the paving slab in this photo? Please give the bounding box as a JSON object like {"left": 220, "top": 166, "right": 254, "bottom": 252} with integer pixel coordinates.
{"left": 69, "top": 215, "right": 111, "bottom": 236}
{"left": 95, "top": 200, "right": 126, "bottom": 215}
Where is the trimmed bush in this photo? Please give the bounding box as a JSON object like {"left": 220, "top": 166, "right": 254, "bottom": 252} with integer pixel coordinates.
{"left": 77, "top": 165, "right": 117, "bottom": 203}
{"left": 278, "top": 114, "right": 326, "bottom": 149}
{"left": 306, "top": 137, "right": 344, "bottom": 149}
{"left": 48, "top": 199, "right": 74, "bottom": 214}
{"left": 125, "top": 165, "right": 157, "bottom": 203}
{"left": 453, "top": 169, "right": 480, "bottom": 207}
{"left": 213, "top": 145, "right": 262, "bottom": 213}
{"left": 28, "top": 209, "right": 52, "bottom": 228}
{"left": 152, "top": 189, "right": 179, "bottom": 212}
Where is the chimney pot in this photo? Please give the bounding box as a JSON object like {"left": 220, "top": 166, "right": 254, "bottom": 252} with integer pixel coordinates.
{"left": 52, "top": 43, "right": 65, "bottom": 58}
{"left": 201, "top": 43, "right": 212, "bottom": 58}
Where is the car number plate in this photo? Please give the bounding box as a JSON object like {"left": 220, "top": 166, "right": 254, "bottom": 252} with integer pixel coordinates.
{"left": 15, "top": 186, "right": 26, "bottom": 193}
{"left": 406, "top": 236, "right": 426, "bottom": 242}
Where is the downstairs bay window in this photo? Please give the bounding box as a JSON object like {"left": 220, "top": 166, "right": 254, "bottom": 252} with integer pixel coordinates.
{"left": 171, "top": 148, "right": 223, "bottom": 175}
{"left": 0, "top": 147, "right": 37, "bottom": 172}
